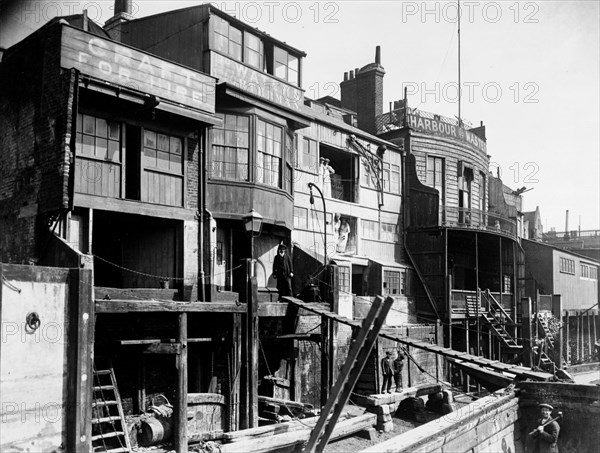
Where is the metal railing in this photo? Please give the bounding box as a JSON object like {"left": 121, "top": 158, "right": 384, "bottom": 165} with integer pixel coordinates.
{"left": 440, "top": 206, "right": 518, "bottom": 238}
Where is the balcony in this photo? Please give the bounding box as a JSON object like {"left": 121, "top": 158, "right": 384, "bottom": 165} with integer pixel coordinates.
{"left": 439, "top": 206, "right": 517, "bottom": 239}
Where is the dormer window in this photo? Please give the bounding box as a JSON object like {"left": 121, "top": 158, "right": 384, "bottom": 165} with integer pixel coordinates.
{"left": 244, "top": 31, "right": 264, "bottom": 70}
{"left": 213, "top": 16, "right": 243, "bottom": 61}
{"left": 273, "top": 46, "right": 298, "bottom": 85}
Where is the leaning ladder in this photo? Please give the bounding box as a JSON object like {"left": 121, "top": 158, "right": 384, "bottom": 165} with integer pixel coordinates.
{"left": 91, "top": 366, "right": 132, "bottom": 453}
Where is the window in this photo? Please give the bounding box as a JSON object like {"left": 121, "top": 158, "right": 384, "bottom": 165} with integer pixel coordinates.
{"left": 338, "top": 266, "right": 351, "bottom": 293}
{"left": 361, "top": 157, "right": 378, "bottom": 188}
{"left": 458, "top": 165, "right": 473, "bottom": 224}
{"left": 426, "top": 156, "right": 444, "bottom": 197}
{"left": 299, "top": 137, "right": 318, "bottom": 173}
{"left": 381, "top": 222, "right": 399, "bottom": 242}
{"left": 214, "top": 16, "right": 242, "bottom": 61}
{"left": 503, "top": 275, "right": 512, "bottom": 293}
{"left": 362, "top": 220, "right": 378, "bottom": 240}
{"left": 257, "top": 119, "right": 282, "bottom": 187}
{"left": 211, "top": 114, "right": 249, "bottom": 181}
{"left": 383, "top": 270, "right": 401, "bottom": 295}
{"left": 294, "top": 207, "right": 308, "bottom": 229}
{"left": 479, "top": 171, "right": 487, "bottom": 212}
{"left": 274, "top": 46, "right": 299, "bottom": 85}
{"left": 559, "top": 257, "right": 575, "bottom": 274}
{"left": 143, "top": 130, "right": 183, "bottom": 173}
{"left": 244, "top": 31, "right": 263, "bottom": 69}
{"left": 383, "top": 151, "right": 401, "bottom": 193}
{"left": 76, "top": 113, "right": 120, "bottom": 161}
{"left": 581, "top": 263, "right": 598, "bottom": 280}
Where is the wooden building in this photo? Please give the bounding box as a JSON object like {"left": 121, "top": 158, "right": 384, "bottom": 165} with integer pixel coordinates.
{"left": 293, "top": 96, "right": 413, "bottom": 324}
{"left": 337, "top": 52, "right": 526, "bottom": 364}
{"left": 113, "top": 3, "right": 313, "bottom": 298}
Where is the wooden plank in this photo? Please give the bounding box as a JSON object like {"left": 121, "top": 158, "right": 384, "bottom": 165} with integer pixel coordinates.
{"left": 219, "top": 414, "right": 376, "bottom": 453}
{"left": 141, "top": 343, "right": 181, "bottom": 354}
{"left": 95, "top": 300, "right": 246, "bottom": 313}
{"left": 222, "top": 413, "right": 349, "bottom": 443}
{"left": 174, "top": 313, "right": 188, "bottom": 453}
{"left": 257, "top": 396, "right": 313, "bottom": 410}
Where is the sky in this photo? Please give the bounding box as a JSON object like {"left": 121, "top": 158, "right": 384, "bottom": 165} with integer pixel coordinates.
{"left": 1, "top": 0, "right": 598, "bottom": 232}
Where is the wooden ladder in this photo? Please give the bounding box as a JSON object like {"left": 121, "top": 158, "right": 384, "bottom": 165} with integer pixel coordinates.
{"left": 91, "top": 367, "right": 132, "bottom": 453}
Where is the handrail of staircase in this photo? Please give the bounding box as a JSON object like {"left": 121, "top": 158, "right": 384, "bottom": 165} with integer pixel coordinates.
{"left": 404, "top": 242, "right": 441, "bottom": 321}
{"left": 483, "top": 289, "right": 514, "bottom": 324}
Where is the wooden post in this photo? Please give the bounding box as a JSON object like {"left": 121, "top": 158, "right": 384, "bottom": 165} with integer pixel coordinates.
{"left": 406, "top": 345, "right": 412, "bottom": 388}
{"left": 588, "top": 311, "right": 592, "bottom": 359}
{"left": 230, "top": 313, "right": 242, "bottom": 431}
{"left": 321, "top": 315, "right": 330, "bottom": 406}
{"left": 329, "top": 266, "right": 339, "bottom": 385}
{"left": 593, "top": 310, "right": 598, "bottom": 344}
{"left": 464, "top": 320, "right": 470, "bottom": 392}
{"left": 174, "top": 312, "right": 188, "bottom": 453}
{"left": 66, "top": 268, "right": 94, "bottom": 453}
{"left": 248, "top": 275, "right": 259, "bottom": 428}
{"left": 576, "top": 311, "right": 580, "bottom": 362}
{"left": 565, "top": 311, "right": 570, "bottom": 366}
{"left": 475, "top": 233, "right": 481, "bottom": 359}
{"left": 521, "top": 297, "right": 532, "bottom": 367}
{"left": 552, "top": 295, "right": 562, "bottom": 369}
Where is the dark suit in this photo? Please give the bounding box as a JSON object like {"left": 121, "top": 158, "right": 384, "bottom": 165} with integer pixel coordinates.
{"left": 393, "top": 356, "right": 404, "bottom": 390}
{"left": 381, "top": 356, "right": 393, "bottom": 393}
{"left": 532, "top": 418, "right": 560, "bottom": 453}
{"left": 272, "top": 252, "right": 293, "bottom": 298}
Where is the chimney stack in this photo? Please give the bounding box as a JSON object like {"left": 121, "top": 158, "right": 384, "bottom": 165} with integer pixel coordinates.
{"left": 104, "top": 0, "right": 133, "bottom": 41}
{"left": 340, "top": 46, "right": 385, "bottom": 135}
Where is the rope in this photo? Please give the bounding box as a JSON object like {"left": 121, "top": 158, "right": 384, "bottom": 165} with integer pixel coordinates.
{"left": 1, "top": 274, "right": 22, "bottom": 293}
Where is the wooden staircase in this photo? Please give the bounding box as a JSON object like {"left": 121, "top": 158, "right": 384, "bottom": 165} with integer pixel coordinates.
{"left": 91, "top": 366, "right": 131, "bottom": 453}
{"left": 480, "top": 290, "right": 521, "bottom": 350}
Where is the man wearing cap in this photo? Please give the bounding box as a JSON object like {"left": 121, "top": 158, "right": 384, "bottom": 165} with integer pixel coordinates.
{"left": 272, "top": 244, "right": 294, "bottom": 300}
{"left": 531, "top": 403, "right": 560, "bottom": 453}
{"left": 380, "top": 351, "right": 393, "bottom": 394}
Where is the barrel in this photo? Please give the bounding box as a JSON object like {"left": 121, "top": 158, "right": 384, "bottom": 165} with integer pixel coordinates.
{"left": 139, "top": 416, "right": 172, "bottom": 447}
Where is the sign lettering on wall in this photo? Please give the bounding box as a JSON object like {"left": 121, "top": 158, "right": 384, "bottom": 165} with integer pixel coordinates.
{"left": 210, "top": 52, "right": 303, "bottom": 113}
{"left": 60, "top": 26, "right": 216, "bottom": 113}
{"left": 407, "top": 113, "right": 487, "bottom": 153}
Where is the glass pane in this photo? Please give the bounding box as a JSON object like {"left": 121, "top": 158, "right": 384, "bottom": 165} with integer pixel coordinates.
{"left": 256, "top": 152, "right": 264, "bottom": 183}
{"left": 273, "top": 140, "right": 281, "bottom": 157}
{"left": 76, "top": 113, "right": 82, "bottom": 133}
{"left": 275, "top": 60, "right": 286, "bottom": 79}
{"left": 225, "top": 114, "right": 236, "bottom": 129}
{"left": 157, "top": 134, "right": 169, "bottom": 151}
{"left": 225, "top": 130, "right": 236, "bottom": 146}
{"left": 230, "top": 27, "right": 242, "bottom": 44}
{"left": 288, "top": 68, "right": 298, "bottom": 84}
{"left": 238, "top": 116, "right": 249, "bottom": 132}
{"left": 257, "top": 120, "right": 265, "bottom": 137}
{"left": 108, "top": 121, "right": 120, "bottom": 140}
{"left": 213, "top": 129, "right": 225, "bottom": 145}
{"left": 157, "top": 151, "right": 169, "bottom": 170}
{"left": 144, "top": 130, "right": 156, "bottom": 148}
{"left": 266, "top": 123, "right": 273, "bottom": 140}
{"left": 214, "top": 34, "right": 228, "bottom": 53}
{"left": 170, "top": 154, "right": 182, "bottom": 173}
{"left": 288, "top": 55, "right": 298, "bottom": 72}
{"left": 230, "top": 41, "right": 242, "bottom": 60}
{"left": 213, "top": 16, "right": 227, "bottom": 34}
{"left": 237, "top": 132, "right": 248, "bottom": 148}
{"left": 82, "top": 134, "right": 94, "bottom": 156}
{"left": 83, "top": 115, "right": 95, "bottom": 134}
{"left": 274, "top": 46, "right": 287, "bottom": 64}
{"left": 108, "top": 140, "right": 120, "bottom": 162}
{"left": 246, "top": 32, "right": 260, "bottom": 51}
{"left": 170, "top": 137, "right": 182, "bottom": 155}
{"left": 95, "top": 138, "right": 107, "bottom": 159}
{"left": 144, "top": 148, "right": 157, "bottom": 168}
{"left": 96, "top": 118, "right": 108, "bottom": 138}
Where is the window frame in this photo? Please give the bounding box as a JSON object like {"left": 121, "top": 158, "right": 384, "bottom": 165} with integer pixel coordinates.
{"left": 256, "top": 118, "right": 283, "bottom": 188}
{"left": 383, "top": 269, "right": 402, "bottom": 296}
{"left": 559, "top": 257, "right": 576, "bottom": 275}
{"left": 142, "top": 128, "right": 184, "bottom": 176}
{"left": 210, "top": 113, "right": 250, "bottom": 182}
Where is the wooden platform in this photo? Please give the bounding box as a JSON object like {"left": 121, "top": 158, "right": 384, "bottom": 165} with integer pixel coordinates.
{"left": 283, "top": 297, "right": 554, "bottom": 382}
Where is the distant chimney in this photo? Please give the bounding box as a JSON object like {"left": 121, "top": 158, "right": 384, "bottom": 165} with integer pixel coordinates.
{"left": 340, "top": 46, "right": 385, "bottom": 135}
{"left": 104, "top": 0, "right": 133, "bottom": 41}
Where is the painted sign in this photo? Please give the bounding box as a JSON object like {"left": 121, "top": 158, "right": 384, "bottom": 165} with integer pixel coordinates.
{"left": 210, "top": 52, "right": 303, "bottom": 113}
{"left": 407, "top": 113, "right": 486, "bottom": 153}
{"left": 60, "top": 26, "right": 216, "bottom": 113}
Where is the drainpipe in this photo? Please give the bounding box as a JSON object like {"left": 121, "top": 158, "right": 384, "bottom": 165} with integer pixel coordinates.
{"left": 198, "top": 129, "right": 207, "bottom": 302}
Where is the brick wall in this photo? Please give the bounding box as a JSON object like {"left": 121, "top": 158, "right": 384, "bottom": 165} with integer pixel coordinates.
{"left": 0, "top": 24, "right": 75, "bottom": 263}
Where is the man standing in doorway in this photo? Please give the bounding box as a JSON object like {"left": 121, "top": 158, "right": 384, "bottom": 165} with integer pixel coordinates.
{"left": 272, "top": 243, "right": 294, "bottom": 300}
{"left": 381, "top": 350, "right": 393, "bottom": 394}
{"left": 393, "top": 350, "right": 405, "bottom": 392}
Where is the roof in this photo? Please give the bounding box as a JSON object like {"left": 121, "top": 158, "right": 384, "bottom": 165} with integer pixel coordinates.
{"left": 303, "top": 103, "right": 400, "bottom": 150}
{"left": 119, "top": 3, "right": 306, "bottom": 57}
{"left": 522, "top": 238, "right": 600, "bottom": 264}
